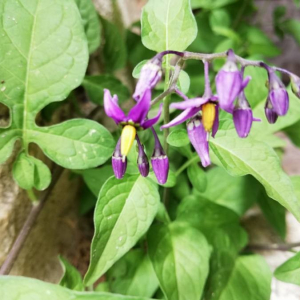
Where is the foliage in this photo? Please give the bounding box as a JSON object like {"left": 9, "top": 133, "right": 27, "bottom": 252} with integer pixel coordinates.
{"left": 1, "top": 0, "right": 300, "bottom": 299}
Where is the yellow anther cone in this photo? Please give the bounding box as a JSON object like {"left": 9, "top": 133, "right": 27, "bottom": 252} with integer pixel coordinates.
{"left": 121, "top": 125, "right": 136, "bottom": 158}
{"left": 202, "top": 103, "right": 216, "bottom": 132}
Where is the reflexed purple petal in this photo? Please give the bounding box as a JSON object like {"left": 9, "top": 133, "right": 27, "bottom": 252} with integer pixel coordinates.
{"left": 242, "top": 76, "right": 251, "bottom": 89}
{"left": 142, "top": 104, "right": 163, "bottom": 129}
{"left": 151, "top": 156, "right": 169, "bottom": 184}
{"left": 136, "top": 136, "right": 149, "bottom": 177}
{"left": 215, "top": 62, "right": 243, "bottom": 113}
{"left": 112, "top": 139, "right": 127, "bottom": 179}
{"left": 133, "top": 59, "right": 162, "bottom": 101}
{"left": 170, "top": 97, "right": 209, "bottom": 110}
{"left": 269, "top": 88, "right": 289, "bottom": 116}
{"left": 161, "top": 107, "right": 200, "bottom": 129}
{"left": 187, "top": 116, "right": 210, "bottom": 167}
{"left": 104, "top": 89, "right": 126, "bottom": 124}
{"left": 128, "top": 88, "right": 151, "bottom": 123}
{"left": 265, "top": 97, "right": 278, "bottom": 124}
{"left": 233, "top": 108, "right": 253, "bottom": 138}
{"left": 212, "top": 105, "right": 219, "bottom": 138}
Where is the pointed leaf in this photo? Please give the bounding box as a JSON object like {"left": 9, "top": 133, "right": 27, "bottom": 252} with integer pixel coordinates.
{"left": 147, "top": 222, "right": 211, "bottom": 300}
{"left": 84, "top": 175, "right": 160, "bottom": 286}
{"left": 0, "top": 129, "right": 21, "bottom": 164}
{"left": 210, "top": 120, "right": 300, "bottom": 221}
{"left": 141, "top": 0, "right": 198, "bottom": 52}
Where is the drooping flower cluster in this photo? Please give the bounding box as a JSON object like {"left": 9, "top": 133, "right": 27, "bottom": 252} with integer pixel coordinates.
{"left": 104, "top": 49, "right": 300, "bottom": 179}
{"left": 104, "top": 57, "right": 169, "bottom": 184}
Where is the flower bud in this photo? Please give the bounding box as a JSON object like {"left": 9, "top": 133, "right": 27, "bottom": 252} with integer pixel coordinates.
{"left": 233, "top": 92, "right": 253, "bottom": 138}
{"left": 136, "top": 137, "right": 149, "bottom": 177}
{"left": 265, "top": 98, "right": 278, "bottom": 124}
{"left": 267, "top": 70, "right": 289, "bottom": 116}
{"left": 215, "top": 49, "right": 243, "bottom": 113}
{"left": 133, "top": 56, "right": 163, "bottom": 101}
{"left": 187, "top": 116, "right": 210, "bottom": 167}
{"left": 291, "top": 74, "right": 300, "bottom": 99}
{"left": 112, "top": 139, "right": 127, "bottom": 179}
{"left": 151, "top": 129, "right": 169, "bottom": 184}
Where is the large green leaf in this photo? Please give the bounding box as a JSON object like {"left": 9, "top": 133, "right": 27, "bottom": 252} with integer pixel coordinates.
{"left": 59, "top": 256, "right": 84, "bottom": 291}
{"left": 75, "top": 0, "right": 101, "bottom": 54}
{"left": 147, "top": 221, "right": 211, "bottom": 300}
{"left": 218, "top": 255, "right": 272, "bottom": 300}
{"left": 0, "top": 276, "right": 156, "bottom": 300}
{"left": 275, "top": 252, "right": 300, "bottom": 285}
{"left": 141, "top": 0, "right": 197, "bottom": 52}
{"left": 108, "top": 249, "right": 159, "bottom": 297}
{"left": 82, "top": 75, "right": 130, "bottom": 105}
{"left": 210, "top": 120, "right": 300, "bottom": 221}
{"left": 0, "top": 0, "right": 114, "bottom": 187}
{"left": 191, "top": 0, "right": 237, "bottom": 9}
{"left": 84, "top": 175, "right": 160, "bottom": 286}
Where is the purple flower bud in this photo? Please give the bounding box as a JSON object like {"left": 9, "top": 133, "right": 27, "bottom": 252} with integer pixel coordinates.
{"left": 233, "top": 92, "right": 253, "bottom": 138}
{"left": 291, "top": 74, "right": 300, "bottom": 99}
{"left": 187, "top": 116, "right": 210, "bottom": 167}
{"left": 112, "top": 139, "right": 127, "bottom": 179}
{"left": 151, "top": 129, "right": 169, "bottom": 184}
{"left": 215, "top": 49, "right": 243, "bottom": 113}
{"left": 136, "top": 136, "right": 149, "bottom": 177}
{"left": 267, "top": 70, "right": 289, "bottom": 116}
{"left": 133, "top": 56, "right": 163, "bottom": 101}
{"left": 265, "top": 97, "right": 278, "bottom": 124}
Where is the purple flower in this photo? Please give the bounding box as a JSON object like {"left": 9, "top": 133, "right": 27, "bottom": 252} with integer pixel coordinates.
{"left": 136, "top": 136, "right": 149, "bottom": 177}
{"left": 133, "top": 56, "right": 163, "bottom": 101}
{"left": 267, "top": 69, "right": 289, "bottom": 116}
{"left": 112, "top": 138, "right": 127, "bottom": 179}
{"left": 215, "top": 49, "right": 243, "bottom": 113}
{"left": 151, "top": 128, "right": 169, "bottom": 184}
{"left": 291, "top": 74, "right": 300, "bottom": 99}
{"left": 232, "top": 91, "right": 260, "bottom": 138}
{"left": 187, "top": 116, "right": 210, "bottom": 167}
{"left": 265, "top": 97, "right": 278, "bottom": 124}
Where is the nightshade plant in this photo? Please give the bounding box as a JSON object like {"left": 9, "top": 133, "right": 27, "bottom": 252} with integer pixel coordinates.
{"left": 2, "top": 0, "right": 300, "bottom": 300}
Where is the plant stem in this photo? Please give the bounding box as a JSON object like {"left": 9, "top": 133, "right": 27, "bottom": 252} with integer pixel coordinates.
{"left": 0, "top": 166, "right": 63, "bottom": 275}
{"left": 175, "top": 155, "right": 200, "bottom": 177}
{"left": 163, "top": 57, "right": 171, "bottom": 152}
{"left": 26, "top": 189, "right": 38, "bottom": 202}
{"left": 246, "top": 242, "right": 300, "bottom": 252}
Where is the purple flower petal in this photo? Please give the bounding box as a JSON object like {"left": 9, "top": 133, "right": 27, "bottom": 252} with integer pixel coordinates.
{"left": 187, "top": 116, "right": 210, "bottom": 167}
{"left": 233, "top": 107, "right": 253, "bottom": 138}
{"left": 269, "top": 88, "right": 289, "bottom": 116}
{"left": 170, "top": 97, "right": 209, "bottom": 110}
{"left": 104, "top": 89, "right": 126, "bottom": 124}
{"left": 128, "top": 88, "right": 151, "bottom": 123}
{"left": 142, "top": 104, "right": 163, "bottom": 129}
{"left": 212, "top": 105, "right": 219, "bottom": 138}
{"left": 161, "top": 107, "right": 200, "bottom": 129}
{"left": 112, "top": 138, "right": 127, "bottom": 179}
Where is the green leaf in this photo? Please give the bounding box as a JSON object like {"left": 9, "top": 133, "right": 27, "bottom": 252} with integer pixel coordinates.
{"left": 132, "top": 60, "right": 148, "bottom": 79}
{"left": 82, "top": 75, "right": 130, "bottom": 105}
{"left": 31, "top": 156, "right": 51, "bottom": 191}
{"left": 275, "top": 252, "right": 300, "bottom": 285}
{"left": 218, "top": 255, "right": 272, "bottom": 300}
{"left": 108, "top": 249, "right": 159, "bottom": 297}
{"left": 101, "top": 17, "right": 127, "bottom": 72}
{"left": 197, "top": 167, "right": 258, "bottom": 216}
{"left": 187, "top": 164, "right": 207, "bottom": 193}
{"left": 0, "top": 276, "right": 156, "bottom": 300}
{"left": 191, "top": 0, "right": 237, "bottom": 9}
{"left": 84, "top": 175, "right": 160, "bottom": 286}
{"left": 12, "top": 152, "right": 34, "bottom": 190}
{"left": 28, "top": 119, "right": 114, "bottom": 169}
{"left": 79, "top": 185, "right": 97, "bottom": 215}
{"left": 148, "top": 170, "right": 177, "bottom": 188}
{"left": 59, "top": 256, "right": 84, "bottom": 291}
{"left": 81, "top": 166, "right": 114, "bottom": 197}
{"left": 284, "top": 120, "right": 300, "bottom": 147}
{"left": 257, "top": 185, "right": 286, "bottom": 239}
{"left": 282, "top": 19, "right": 300, "bottom": 46}
{"left": 0, "top": 129, "right": 21, "bottom": 164}
{"left": 147, "top": 222, "right": 211, "bottom": 300}
{"left": 75, "top": 0, "right": 101, "bottom": 54}
{"left": 167, "top": 129, "right": 190, "bottom": 147}
{"left": 209, "top": 120, "right": 300, "bottom": 221}
{"left": 176, "top": 70, "right": 190, "bottom": 94}
{"left": 141, "top": 0, "right": 198, "bottom": 52}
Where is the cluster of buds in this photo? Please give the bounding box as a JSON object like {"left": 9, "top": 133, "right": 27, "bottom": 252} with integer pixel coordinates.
{"left": 104, "top": 49, "right": 300, "bottom": 179}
